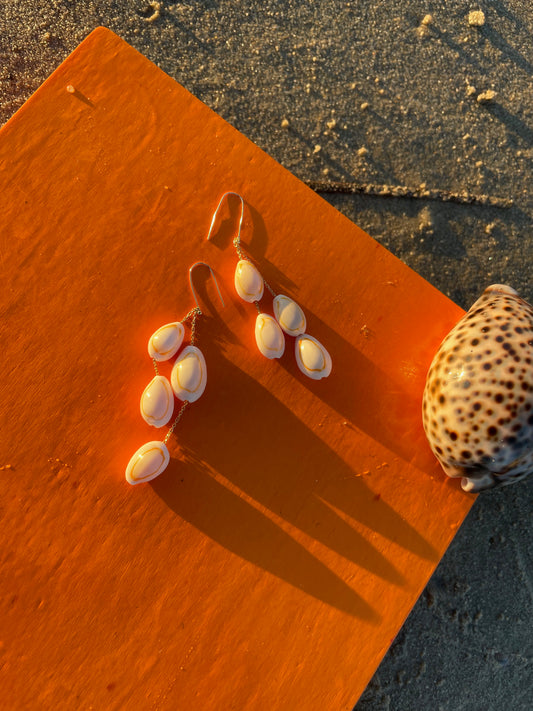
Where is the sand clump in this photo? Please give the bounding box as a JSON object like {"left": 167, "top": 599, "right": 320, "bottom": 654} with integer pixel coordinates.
{"left": 477, "top": 89, "right": 497, "bottom": 103}
{"left": 468, "top": 10, "right": 485, "bottom": 26}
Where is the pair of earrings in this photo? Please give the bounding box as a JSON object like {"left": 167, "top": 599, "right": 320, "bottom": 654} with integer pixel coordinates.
{"left": 125, "top": 193, "right": 332, "bottom": 485}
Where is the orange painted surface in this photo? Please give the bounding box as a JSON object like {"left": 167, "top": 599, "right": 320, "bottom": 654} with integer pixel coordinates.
{"left": 0, "top": 28, "right": 473, "bottom": 710}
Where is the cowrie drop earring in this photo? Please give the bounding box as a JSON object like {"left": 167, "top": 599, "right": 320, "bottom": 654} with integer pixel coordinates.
{"left": 125, "top": 262, "right": 224, "bottom": 485}
{"left": 207, "top": 192, "right": 332, "bottom": 379}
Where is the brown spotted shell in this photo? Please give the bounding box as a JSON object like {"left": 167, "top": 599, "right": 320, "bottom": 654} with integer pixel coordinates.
{"left": 422, "top": 285, "right": 533, "bottom": 492}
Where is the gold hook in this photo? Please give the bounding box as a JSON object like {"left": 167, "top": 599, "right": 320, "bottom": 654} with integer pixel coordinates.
{"left": 206, "top": 191, "right": 245, "bottom": 253}
{"left": 188, "top": 261, "right": 225, "bottom": 312}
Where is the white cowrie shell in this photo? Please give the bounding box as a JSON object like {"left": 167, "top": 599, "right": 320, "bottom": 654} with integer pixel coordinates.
{"left": 170, "top": 345, "right": 207, "bottom": 402}
{"left": 273, "top": 295, "right": 307, "bottom": 336}
{"left": 140, "top": 375, "right": 174, "bottom": 428}
{"left": 125, "top": 441, "right": 170, "bottom": 485}
{"left": 255, "top": 313, "right": 285, "bottom": 359}
{"left": 295, "top": 334, "right": 332, "bottom": 380}
{"left": 148, "top": 322, "right": 184, "bottom": 362}
{"left": 234, "top": 259, "right": 264, "bottom": 303}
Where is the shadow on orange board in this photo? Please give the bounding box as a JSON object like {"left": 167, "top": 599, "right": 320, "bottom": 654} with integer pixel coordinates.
{"left": 149, "top": 332, "right": 440, "bottom": 579}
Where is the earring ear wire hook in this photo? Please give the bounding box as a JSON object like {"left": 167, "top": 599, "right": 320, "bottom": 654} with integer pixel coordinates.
{"left": 206, "top": 191, "right": 245, "bottom": 256}
{"left": 189, "top": 261, "right": 225, "bottom": 312}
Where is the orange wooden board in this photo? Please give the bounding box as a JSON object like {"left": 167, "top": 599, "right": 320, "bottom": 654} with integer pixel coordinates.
{"left": 0, "top": 28, "right": 473, "bottom": 710}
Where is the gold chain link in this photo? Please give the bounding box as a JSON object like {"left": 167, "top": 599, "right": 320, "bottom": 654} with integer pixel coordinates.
{"left": 163, "top": 401, "right": 190, "bottom": 444}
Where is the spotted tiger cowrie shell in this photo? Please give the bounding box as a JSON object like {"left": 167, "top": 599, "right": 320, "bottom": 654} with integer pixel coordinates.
{"left": 234, "top": 259, "right": 264, "bottom": 303}
{"left": 422, "top": 285, "right": 533, "bottom": 492}
{"left": 140, "top": 375, "right": 174, "bottom": 428}
{"left": 125, "top": 441, "right": 170, "bottom": 485}
{"left": 148, "top": 322, "right": 184, "bottom": 362}
{"left": 255, "top": 313, "right": 285, "bottom": 359}
{"left": 170, "top": 345, "right": 207, "bottom": 402}
{"left": 273, "top": 295, "right": 306, "bottom": 336}
{"left": 295, "top": 334, "right": 332, "bottom": 380}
